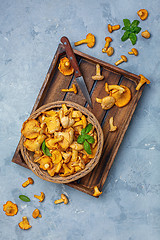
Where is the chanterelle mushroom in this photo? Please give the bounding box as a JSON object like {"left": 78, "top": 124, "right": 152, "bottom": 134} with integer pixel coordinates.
{"left": 136, "top": 74, "right": 150, "bottom": 90}
{"left": 34, "top": 192, "right": 45, "bottom": 202}
{"left": 23, "top": 134, "right": 46, "bottom": 152}
{"left": 3, "top": 201, "right": 18, "bottom": 216}
{"left": 61, "top": 84, "right": 77, "bottom": 94}
{"left": 18, "top": 216, "right": 32, "bottom": 230}
{"left": 128, "top": 48, "right": 138, "bottom": 56}
{"left": 22, "top": 177, "right": 34, "bottom": 188}
{"left": 141, "top": 30, "right": 150, "bottom": 39}
{"left": 96, "top": 96, "right": 116, "bottom": 110}
{"left": 58, "top": 57, "right": 74, "bottom": 76}
{"left": 54, "top": 194, "right": 69, "bottom": 205}
{"left": 74, "top": 33, "right": 95, "bottom": 48}
{"left": 109, "top": 117, "right": 117, "bottom": 132}
{"left": 92, "top": 64, "right": 104, "bottom": 81}
{"left": 102, "top": 37, "right": 112, "bottom": 53}
{"left": 93, "top": 186, "right": 102, "bottom": 197}
{"left": 54, "top": 128, "right": 74, "bottom": 150}
{"left": 108, "top": 24, "right": 120, "bottom": 33}
{"left": 115, "top": 55, "right": 127, "bottom": 66}
{"left": 21, "top": 119, "right": 41, "bottom": 139}
{"left": 137, "top": 9, "right": 148, "bottom": 20}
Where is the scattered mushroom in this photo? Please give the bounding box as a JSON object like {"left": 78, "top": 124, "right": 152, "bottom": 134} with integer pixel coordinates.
{"left": 54, "top": 194, "right": 69, "bottom": 205}
{"left": 110, "top": 85, "right": 131, "bottom": 107}
{"left": 108, "top": 24, "right": 120, "bottom": 33}
{"left": 106, "top": 47, "right": 114, "bottom": 56}
{"left": 128, "top": 48, "right": 138, "bottom": 56}
{"left": 96, "top": 96, "right": 116, "bottom": 110}
{"left": 58, "top": 57, "right": 74, "bottom": 76}
{"left": 3, "top": 201, "right": 18, "bottom": 216}
{"left": 105, "top": 84, "right": 125, "bottom": 94}
{"left": 93, "top": 186, "right": 102, "bottom": 197}
{"left": 137, "top": 9, "right": 148, "bottom": 20}
{"left": 18, "top": 216, "right": 32, "bottom": 230}
{"left": 136, "top": 74, "right": 150, "bottom": 90}
{"left": 22, "top": 177, "right": 34, "bottom": 188}
{"left": 115, "top": 55, "right": 127, "bottom": 66}
{"left": 102, "top": 37, "right": 112, "bottom": 53}
{"left": 34, "top": 192, "right": 45, "bottom": 202}
{"left": 61, "top": 84, "right": 77, "bottom": 94}
{"left": 141, "top": 30, "right": 150, "bottom": 39}
{"left": 32, "top": 209, "right": 42, "bottom": 219}
{"left": 109, "top": 117, "right": 117, "bottom": 132}
{"left": 92, "top": 64, "right": 104, "bottom": 81}
{"left": 74, "top": 33, "right": 95, "bottom": 48}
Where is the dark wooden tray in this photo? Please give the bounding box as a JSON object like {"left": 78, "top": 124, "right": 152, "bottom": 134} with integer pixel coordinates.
{"left": 12, "top": 43, "right": 144, "bottom": 196}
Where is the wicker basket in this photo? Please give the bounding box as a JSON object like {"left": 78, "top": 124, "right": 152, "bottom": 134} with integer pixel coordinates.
{"left": 20, "top": 101, "right": 104, "bottom": 183}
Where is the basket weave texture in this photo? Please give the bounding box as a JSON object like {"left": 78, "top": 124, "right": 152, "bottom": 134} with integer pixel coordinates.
{"left": 20, "top": 101, "right": 104, "bottom": 183}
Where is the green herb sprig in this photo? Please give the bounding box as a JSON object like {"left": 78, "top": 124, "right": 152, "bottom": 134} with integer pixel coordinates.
{"left": 121, "top": 19, "right": 141, "bottom": 45}
{"left": 77, "top": 123, "right": 95, "bottom": 155}
{"left": 42, "top": 140, "right": 52, "bottom": 157}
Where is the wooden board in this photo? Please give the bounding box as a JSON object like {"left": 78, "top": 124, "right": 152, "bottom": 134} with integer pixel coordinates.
{"left": 12, "top": 43, "right": 144, "bottom": 196}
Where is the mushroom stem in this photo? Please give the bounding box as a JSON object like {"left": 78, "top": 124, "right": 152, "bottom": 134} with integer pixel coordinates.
{"left": 115, "top": 59, "right": 123, "bottom": 65}
{"left": 64, "top": 61, "right": 71, "bottom": 69}
{"left": 96, "top": 64, "right": 101, "bottom": 76}
{"left": 74, "top": 39, "right": 87, "bottom": 46}
{"left": 96, "top": 98, "right": 102, "bottom": 103}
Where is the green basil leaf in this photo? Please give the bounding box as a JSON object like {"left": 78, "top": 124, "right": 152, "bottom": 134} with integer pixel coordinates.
{"left": 129, "top": 33, "right": 137, "bottom": 45}
{"left": 123, "top": 19, "right": 131, "bottom": 27}
{"left": 122, "top": 26, "right": 130, "bottom": 31}
{"left": 81, "top": 128, "right": 86, "bottom": 135}
{"left": 19, "top": 195, "right": 30, "bottom": 202}
{"left": 84, "top": 134, "right": 95, "bottom": 144}
{"left": 131, "top": 20, "right": 140, "bottom": 28}
{"left": 121, "top": 31, "right": 130, "bottom": 41}
{"left": 132, "top": 26, "right": 141, "bottom": 34}
{"left": 84, "top": 140, "right": 92, "bottom": 155}
{"left": 85, "top": 123, "right": 93, "bottom": 134}
{"left": 77, "top": 135, "right": 85, "bottom": 144}
{"left": 42, "top": 140, "right": 51, "bottom": 157}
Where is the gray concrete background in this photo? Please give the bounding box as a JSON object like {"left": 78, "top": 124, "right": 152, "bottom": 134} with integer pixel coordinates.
{"left": 0, "top": 0, "right": 160, "bottom": 239}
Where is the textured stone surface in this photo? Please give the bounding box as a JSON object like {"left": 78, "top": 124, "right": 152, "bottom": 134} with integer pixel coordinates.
{"left": 0, "top": 0, "right": 160, "bottom": 239}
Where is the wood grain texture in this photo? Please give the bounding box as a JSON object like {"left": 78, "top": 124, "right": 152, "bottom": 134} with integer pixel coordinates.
{"left": 12, "top": 43, "right": 144, "bottom": 197}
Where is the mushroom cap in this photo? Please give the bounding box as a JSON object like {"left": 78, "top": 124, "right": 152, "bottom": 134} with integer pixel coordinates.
{"left": 105, "top": 37, "right": 112, "bottom": 42}
{"left": 3, "top": 201, "right": 18, "bottom": 216}
{"left": 137, "top": 9, "right": 148, "bottom": 20}
{"left": 108, "top": 24, "right": 113, "bottom": 33}
{"left": 106, "top": 47, "right": 114, "bottom": 56}
{"left": 28, "top": 177, "right": 34, "bottom": 184}
{"left": 86, "top": 33, "right": 95, "bottom": 48}
{"left": 61, "top": 194, "right": 68, "bottom": 204}
{"left": 92, "top": 75, "right": 104, "bottom": 81}
{"left": 139, "top": 74, "right": 150, "bottom": 84}
{"left": 121, "top": 55, "right": 127, "bottom": 62}
{"left": 58, "top": 57, "right": 74, "bottom": 76}
{"left": 18, "top": 216, "right": 32, "bottom": 230}
{"left": 32, "top": 209, "right": 40, "bottom": 218}
{"left": 132, "top": 48, "right": 138, "bottom": 56}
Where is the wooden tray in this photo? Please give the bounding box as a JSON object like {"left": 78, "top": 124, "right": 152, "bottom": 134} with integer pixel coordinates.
{"left": 12, "top": 43, "right": 144, "bottom": 197}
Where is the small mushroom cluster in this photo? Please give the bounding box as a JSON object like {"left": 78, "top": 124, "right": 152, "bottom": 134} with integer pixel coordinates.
{"left": 96, "top": 84, "right": 131, "bottom": 110}
{"left": 21, "top": 104, "right": 98, "bottom": 178}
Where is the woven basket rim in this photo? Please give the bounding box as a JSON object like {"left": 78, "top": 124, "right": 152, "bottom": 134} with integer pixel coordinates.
{"left": 20, "top": 101, "right": 104, "bottom": 183}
